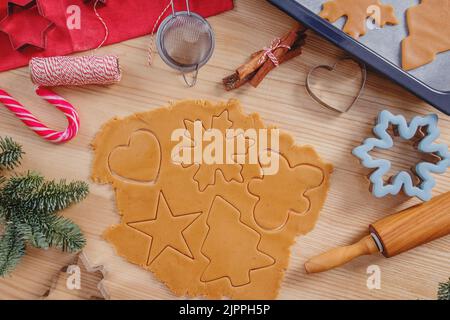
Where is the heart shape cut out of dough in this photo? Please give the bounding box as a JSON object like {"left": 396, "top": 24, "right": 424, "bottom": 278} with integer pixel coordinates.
{"left": 109, "top": 130, "right": 161, "bottom": 183}
{"left": 306, "top": 57, "right": 367, "bottom": 113}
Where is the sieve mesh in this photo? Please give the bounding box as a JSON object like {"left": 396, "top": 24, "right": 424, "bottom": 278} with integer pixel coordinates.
{"left": 160, "top": 14, "right": 213, "bottom": 68}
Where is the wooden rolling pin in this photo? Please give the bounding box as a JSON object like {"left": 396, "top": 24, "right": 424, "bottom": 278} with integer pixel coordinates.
{"left": 305, "top": 192, "right": 450, "bottom": 274}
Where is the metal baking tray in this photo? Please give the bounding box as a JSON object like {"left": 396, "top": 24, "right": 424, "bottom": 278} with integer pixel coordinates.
{"left": 268, "top": 0, "right": 450, "bottom": 115}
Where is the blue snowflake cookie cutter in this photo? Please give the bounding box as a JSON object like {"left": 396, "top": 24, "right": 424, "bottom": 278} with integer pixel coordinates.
{"left": 352, "top": 110, "right": 450, "bottom": 201}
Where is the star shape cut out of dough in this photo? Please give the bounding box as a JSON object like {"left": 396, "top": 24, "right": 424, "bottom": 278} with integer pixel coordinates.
{"left": 0, "top": 0, "right": 54, "bottom": 50}
{"left": 128, "top": 192, "right": 201, "bottom": 265}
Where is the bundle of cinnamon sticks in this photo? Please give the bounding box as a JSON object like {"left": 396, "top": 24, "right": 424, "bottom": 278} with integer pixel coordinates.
{"left": 223, "top": 23, "right": 307, "bottom": 91}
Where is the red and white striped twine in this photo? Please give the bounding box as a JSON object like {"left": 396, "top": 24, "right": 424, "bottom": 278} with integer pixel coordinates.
{"left": 258, "top": 37, "right": 291, "bottom": 67}
{"left": 0, "top": 87, "right": 79, "bottom": 143}
{"left": 148, "top": 0, "right": 173, "bottom": 66}
{"left": 93, "top": 0, "right": 109, "bottom": 51}
{"left": 30, "top": 55, "right": 121, "bottom": 87}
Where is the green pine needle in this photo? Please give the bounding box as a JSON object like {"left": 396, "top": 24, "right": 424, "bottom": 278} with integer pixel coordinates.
{"left": 16, "top": 222, "right": 49, "bottom": 250}
{"left": 0, "top": 137, "right": 24, "bottom": 170}
{"left": 30, "top": 179, "right": 89, "bottom": 214}
{"left": 0, "top": 136, "right": 88, "bottom": 277}
{"left": 0, "top": 225, "right": 26, "bottom": 277}
{"left": 0, "top": 172, "right": 89, "bottom": 219}
{"left": 438, "top": 278, "right": 450, "bottom": 300}
{"left": 42, "top": 215, "right": 86, "bottom": 252}
{"left": 1, "top": 172, "right": 44, "bottom": 208}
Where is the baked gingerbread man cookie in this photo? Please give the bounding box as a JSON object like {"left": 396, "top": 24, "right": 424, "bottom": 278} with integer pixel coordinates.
{"left": 91, "top": 100, "right": 332, "bottom": 299}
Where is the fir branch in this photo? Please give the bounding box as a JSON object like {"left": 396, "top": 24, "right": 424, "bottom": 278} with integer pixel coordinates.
{"left": 0, "top": 137, "right": 24, "bottom": 170}
{"left": 0, "top": 136, "right": 88, "bottom": 277}
{"left": 16, "top": 223, "right": 49, "bottom": 250}
{"left": 0, "top": 172, "right": 44, "bottom": 208}
{"left": 42, "top": 215, "right": 86, "bottom": 252}
{"left": 0, "top": 172, "right": 88, "bottom": 218}
{"left": 438, "top": 278, "right": 450, "bottom": 300}
{"left": 0, "top": 205, "right": 5, "bottom": 221}
{"left": 28, "top": 179, "right": 89, "bottom": 215}
{"left": 0, "top": 225, "right": 26, "bottom": 277}
{"left": 0, "top": 174, "right": 88, "bottom": 253}
{"left": 12, "top": 213, "right": 85, "bottom": 252}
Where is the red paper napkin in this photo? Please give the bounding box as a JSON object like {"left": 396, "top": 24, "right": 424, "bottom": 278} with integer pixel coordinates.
{"left": 0, "top": 0, "right": 234, "bottom": 72}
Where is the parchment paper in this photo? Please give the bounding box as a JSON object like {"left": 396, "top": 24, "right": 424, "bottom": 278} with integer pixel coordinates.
{"left": 296, "top": 0, "right": 449, "bottom": 91}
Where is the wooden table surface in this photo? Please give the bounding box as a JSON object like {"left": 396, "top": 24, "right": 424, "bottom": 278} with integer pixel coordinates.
{"left": 0, "top": 0, "right": 448, "bottom": 300}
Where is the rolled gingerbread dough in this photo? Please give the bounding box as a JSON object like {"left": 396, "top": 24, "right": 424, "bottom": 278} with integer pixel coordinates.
{"left": 91, "top": 100, "right": 332, "bottom": 299}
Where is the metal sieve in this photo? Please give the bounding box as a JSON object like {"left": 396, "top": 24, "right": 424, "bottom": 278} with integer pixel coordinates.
{"left": 156, "top": 0, "right": 215, "bottom": 87}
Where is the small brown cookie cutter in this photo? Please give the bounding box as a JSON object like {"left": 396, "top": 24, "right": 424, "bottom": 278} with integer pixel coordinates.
{"left": 42, "top": 251, "right": 110, "bottom": 300}
{"left": 305, "top": 57, "right": 367, "bottom": 113}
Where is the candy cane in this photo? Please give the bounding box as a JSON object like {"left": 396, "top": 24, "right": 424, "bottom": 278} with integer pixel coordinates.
{"left": 0, "top": 87, "right": 79, "bottom": 143}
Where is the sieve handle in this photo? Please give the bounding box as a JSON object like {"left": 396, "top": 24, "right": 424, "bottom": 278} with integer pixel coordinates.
{"left": 182, "top": 67, "right": 198, "bottom": 87}
{"left": 170, "top": 0, "right": 191, "bottom": 15}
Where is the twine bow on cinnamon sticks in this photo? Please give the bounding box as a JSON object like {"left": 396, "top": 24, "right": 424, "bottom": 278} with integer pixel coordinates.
{"left": 223, "top": 24, "right": 307, "bottom": 91}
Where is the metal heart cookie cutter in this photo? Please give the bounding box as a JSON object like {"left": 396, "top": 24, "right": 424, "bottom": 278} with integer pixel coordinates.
{"left": 352, "top": 110, "right": 450, "bottom": 201}
{"left": 306, "top": 57, "right": 367, "bottom": 113}
{"left": 156, "top": 0, "right": 215, "bottom": 87}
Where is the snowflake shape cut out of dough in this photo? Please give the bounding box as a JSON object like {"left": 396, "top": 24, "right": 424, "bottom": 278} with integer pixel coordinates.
{"left": 352, "top": 110, "right": 450, "bottom": 201}
{"left": 181, "top": 110, "right": 249, "bottom": 192}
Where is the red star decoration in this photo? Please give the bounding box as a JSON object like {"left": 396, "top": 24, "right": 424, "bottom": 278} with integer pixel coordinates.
{"left": 7, "top": 0, "right": 36, "bottom": 14}
{"left": 0, "top": 0, "right": 54, "bottom": 50}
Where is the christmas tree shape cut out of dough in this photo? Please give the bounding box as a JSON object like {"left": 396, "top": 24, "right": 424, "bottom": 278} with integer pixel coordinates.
{"left": 200, "top": 196, "right": 274, "bottom": 286}
{"left": 319, "top": 0, "right": 398, "bottom": 39}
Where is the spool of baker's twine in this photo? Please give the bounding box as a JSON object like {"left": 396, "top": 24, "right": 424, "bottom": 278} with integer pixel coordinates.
{"left": 30, "top": 55, "right": 121, "bottom": 87}
{"left": 0, "top": 87, "right": 79, "bottom": 143}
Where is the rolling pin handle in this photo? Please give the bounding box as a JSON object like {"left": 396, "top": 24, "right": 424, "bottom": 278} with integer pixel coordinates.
{"left": 304, "top": 235, "right": 381, "bottom": 274}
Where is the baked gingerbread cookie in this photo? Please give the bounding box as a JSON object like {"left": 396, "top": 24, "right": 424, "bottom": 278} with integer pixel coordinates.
{"left": 319, "top": 0, "right": 398, "bottom": 39}
{"left": 402, "top": 0, "right": 450, "bottom": 71}
{"left": 91, "top": 100, "right": 332, "bottom": 299}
